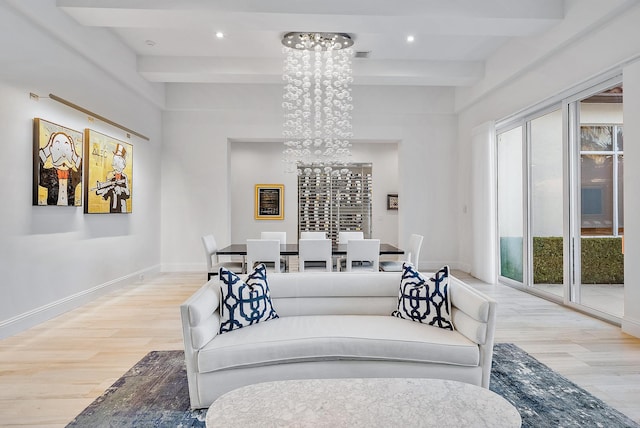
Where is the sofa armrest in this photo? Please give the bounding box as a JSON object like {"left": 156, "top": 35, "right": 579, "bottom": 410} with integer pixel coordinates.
{"left": 180, "top": 279, "right": 222, "bottom": 409}
{"left": 181, "top": 280, "right": 221, "bottom": 350}
{"left": 449, "top": 277, "right": 497, "bottom": 389}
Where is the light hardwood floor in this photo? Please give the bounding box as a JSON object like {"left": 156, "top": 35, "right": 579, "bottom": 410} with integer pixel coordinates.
{"left": 0, "top": 270, "right": 639, "bottom": 427}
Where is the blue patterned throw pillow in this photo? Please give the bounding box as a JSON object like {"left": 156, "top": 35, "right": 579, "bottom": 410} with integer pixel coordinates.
{"left": 218, "top": 264, "right": 279, "bottom": 334}
{"left": 391, "top": 263, "right": 454, "bottom": 330}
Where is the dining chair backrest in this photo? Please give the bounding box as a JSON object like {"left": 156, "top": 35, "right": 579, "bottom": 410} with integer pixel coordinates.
{"left": 407, "top": 233, "right": 424, "bottom": 267}
{"left": 379, "top": 233, "right": 424, "bottom": 272}
{"left": 298, "top": 239, "right": 332, "bottom": 272}
{"left": 300, "top": 231, "right": 327, "bottom": 239}
{"left": 202, "top": 234, "right": 244, "bottom": 279}
{"left": 338, "top": 231, "right": 364, "bottom": 245}
{"left": 260, "top": 232, "right": 288, "bottom": 270}
{"left": 246, "top": 239, "right": 282, "bottom": 273}
{"left": 201, "top": 234, "right": 218, "bottom": 273}
{"left": 260, "top": 231, "right": 287, "bottom": 245}
{"left": 345, "top": 239, "right": 380, "bottom": 272}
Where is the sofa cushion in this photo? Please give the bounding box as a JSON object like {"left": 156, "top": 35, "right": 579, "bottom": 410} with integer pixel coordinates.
{"left": 392, "top": 264, "right": 454, "bottom": 330}
{"left": 197, "top": 314, "right": 478, "bottom": 374}
{"left": 219, "top": 264, "right": 279, "bottom": 334}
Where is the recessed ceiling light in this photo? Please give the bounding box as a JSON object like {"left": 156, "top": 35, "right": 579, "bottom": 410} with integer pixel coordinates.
{"left": 406, "top": 35, "right": 415, "bottom": 43}
{"left": 215, "top": 31, "right": 224, "bottom": 39}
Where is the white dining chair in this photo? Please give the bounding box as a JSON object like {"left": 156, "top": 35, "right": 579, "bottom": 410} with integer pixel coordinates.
{"left": 337, "top": 231, "right": 364, "bottom": 270}
{"left": 298, "top": 239, "right": 332, "bottom": 272}
{"left": 345, "top": 239, "right": 380, "bottom": 272}
{"left": 300, "top": 231, "right": 327, "bottom": 239}
{"left": 202, "top": 234, "right": 245, "bottom": 279}
{"left": 379, "top": 234, "right": 424, "bottom": 272}
{"left": 338, "top": 231, "right": 364, "bottom": 244}
{"left": 246, "top": 239, "right": 284, "bottom": 273}
{"left": 261, "top": 231, "right": 288, "bottom": 270}
{"left": 260, "top": 231, "right": 287, "bottom": 244}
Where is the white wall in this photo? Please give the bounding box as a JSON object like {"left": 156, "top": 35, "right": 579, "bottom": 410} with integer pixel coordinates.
{"left": 162, "top": 84, "right": 459, "bottom": 272}
{"left": 457, "top": 1, "right": 640, "bottom": 336}
{"left": 581, "top": 103, "right": 623, "bottom": 124}
{"left": 229, "top": 141, "right": 299, "bottom": 244}
{"left": 471, "top": 122, "right": 496, "bottom": 284}
{"left": 229, "top": 141, "right": 399, "bottom": 245}
{"left": 0, "top": 2, "right": 163, "bottom": 338}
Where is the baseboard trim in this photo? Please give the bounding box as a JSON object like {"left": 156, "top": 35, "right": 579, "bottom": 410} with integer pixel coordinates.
{"left": 622, "top": 317, "right": 640, "bottom": 339}
{"left": 0, "top": 265, "right": 161, "bottom": 340}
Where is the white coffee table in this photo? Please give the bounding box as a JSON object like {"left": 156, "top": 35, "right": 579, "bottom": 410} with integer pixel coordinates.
{"left": 205, "top": 378, "right": 521, "bottom": 427}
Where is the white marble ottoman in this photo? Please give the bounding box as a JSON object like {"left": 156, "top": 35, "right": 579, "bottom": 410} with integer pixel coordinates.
{"left": 205, "top": 378, "right": 521, "bottom": 427}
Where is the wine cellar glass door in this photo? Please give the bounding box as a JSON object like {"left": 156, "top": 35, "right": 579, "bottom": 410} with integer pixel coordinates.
{"left": 298, "top": 163, "right": 373, "bottom": 244}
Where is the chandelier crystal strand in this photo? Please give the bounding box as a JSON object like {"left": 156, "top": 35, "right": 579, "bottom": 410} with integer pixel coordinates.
{"left": 282, "top": 32, "right": 354, "bottom": 174}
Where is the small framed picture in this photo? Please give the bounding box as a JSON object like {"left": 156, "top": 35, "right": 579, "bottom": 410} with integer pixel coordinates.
{"left": 387, "top": 193, "right": 398, "bottom": 210}
{"left": 255, "top": 184, "right": 284, "bottom": 220}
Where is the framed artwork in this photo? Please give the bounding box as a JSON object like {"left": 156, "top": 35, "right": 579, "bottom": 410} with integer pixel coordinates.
{"left": 84, "top": 129, "right": 133, "bottom": 214}
{"left": 387, "top": 193, "right": 398, "bottom": 210}
{"left": 255, "top": 184, "right": 284, "bottom": 220}
{"left": 33, "top": 118, "right": 84, "bottom": 206}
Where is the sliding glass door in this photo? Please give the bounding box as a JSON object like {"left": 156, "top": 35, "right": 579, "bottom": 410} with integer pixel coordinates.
{"left": 496, "top": 80, "right": 624, "bottom": 321}
{"left": 530, "top": 109, "right": 564, "bottom": 298}
{"left": 497, "top": 109, "right": 564, "bottom": 295}
{"left": 572, "top": 86, "right": 625, "bottom": 317}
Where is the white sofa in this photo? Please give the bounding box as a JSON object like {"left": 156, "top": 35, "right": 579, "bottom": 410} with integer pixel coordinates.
{"left": 180, "top": 271, "right": 497, "bottom": 409}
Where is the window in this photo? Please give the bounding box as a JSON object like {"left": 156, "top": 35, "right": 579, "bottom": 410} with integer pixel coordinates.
{"left": 579, "top": 124, "right": 624, "bottom": 236}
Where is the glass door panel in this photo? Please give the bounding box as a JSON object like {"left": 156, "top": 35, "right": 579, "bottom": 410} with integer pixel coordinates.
{"left": 575, "top": 87, "right": 624, "bottom": 317}
{"left": 530, "top": 109, "right": 564, "bottom": 297}
{"left": 498, "top": 127, "right": 524, "bottom": 283}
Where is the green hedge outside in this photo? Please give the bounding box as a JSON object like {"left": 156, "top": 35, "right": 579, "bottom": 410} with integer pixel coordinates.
{"left": 580, "top": 237, "right": 624, "bottom": 284}
{"left": 502, "top": 236, "right": 624, "bottom": 284}
{"left": 532, "top": 237, "right": 563, "bottom": 284}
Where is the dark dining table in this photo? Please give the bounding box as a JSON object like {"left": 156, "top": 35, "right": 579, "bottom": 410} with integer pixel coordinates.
{"left": 216, "top": 243, "right": 404, "bottom": 256}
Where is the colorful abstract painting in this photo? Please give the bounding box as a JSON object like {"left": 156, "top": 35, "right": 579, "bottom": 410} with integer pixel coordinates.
{"left": 33, "top": 118, "right": 84, "bottom": 206}
{"left": 84, "top": 129, "right": 133, "bottom": 214}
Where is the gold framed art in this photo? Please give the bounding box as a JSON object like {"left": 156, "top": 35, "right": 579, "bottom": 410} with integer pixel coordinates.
{"left": 84, "top": 129, "right": 133, "bottom": 214}
{"left": 255, "top": 184, "right": 284, "bottom": 220}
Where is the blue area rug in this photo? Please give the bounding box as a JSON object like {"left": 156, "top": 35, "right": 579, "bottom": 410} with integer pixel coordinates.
{"left": 66, "top": 344, "right": 638, "bottom": 427}
{"left": 491, "top": 343, "right": 637, "bottom": 428}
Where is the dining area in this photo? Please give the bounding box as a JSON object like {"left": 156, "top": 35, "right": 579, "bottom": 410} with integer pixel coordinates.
{"left": 202, "top": 231, "right": 423, "bottom": 278}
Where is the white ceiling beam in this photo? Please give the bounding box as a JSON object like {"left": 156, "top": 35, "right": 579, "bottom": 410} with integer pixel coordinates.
{"left": 137, "top": 56, "right": 484, "bottom": 86}
{"left": 57, "top": 0, "right": 564, "bottom": 20}
{"left": 58, "top": 0, "right": 563, "bottom": 37}
{"left": 58, "top": 9, "right": 561, "bottom": 38}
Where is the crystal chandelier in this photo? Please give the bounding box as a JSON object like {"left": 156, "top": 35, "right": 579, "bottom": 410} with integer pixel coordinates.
{"left": 281, "top": 32, "right": 354, "bottom": 174}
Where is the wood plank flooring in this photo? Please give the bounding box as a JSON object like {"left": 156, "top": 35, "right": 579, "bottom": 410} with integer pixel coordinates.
{"left": 0, "top": 270, "right": 639, "bottom": 427}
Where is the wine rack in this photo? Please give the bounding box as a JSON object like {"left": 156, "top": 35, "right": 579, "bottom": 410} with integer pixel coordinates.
{"left": 298, "top": 163, "right": 372, "bottom": 244}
